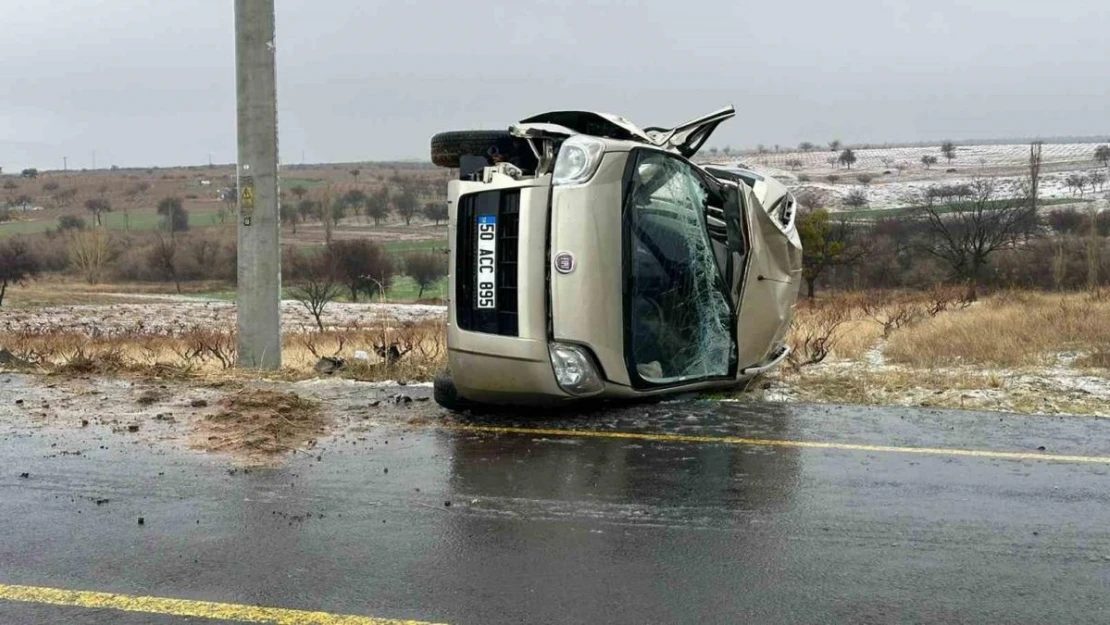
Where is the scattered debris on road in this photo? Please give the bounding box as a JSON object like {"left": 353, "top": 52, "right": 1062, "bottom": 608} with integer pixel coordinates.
{"left": 192, "top": 389, "right": 329, "bottom": 461}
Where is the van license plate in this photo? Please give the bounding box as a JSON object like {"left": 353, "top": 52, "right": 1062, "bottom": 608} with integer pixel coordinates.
{"left": 475, "top": 214, "right": 497, "bottom": 309}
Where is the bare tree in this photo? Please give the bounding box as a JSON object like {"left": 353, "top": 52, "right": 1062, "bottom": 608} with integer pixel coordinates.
{"left": 940, "top": 141, "right": 957, "bottom": 164}
{"left": 1027, "top": 142, "right": 1043, "bottom": 216}
{"left": 796, "top": 206, "right": 868, "bottom": 298}
{"left": 14, "top": 194, "right": 33, "bottom": 212}
{"left": 327, "top": 239, "right": 395, "bottom": 301}
{"left": 798, "top": 142, "right": 815, "bottom": 152}
{"left": 828, "top": 140, "right": 842, "bottom": 152}
{"left": 54, "top": 188, "right": 78, "bottom": 208}
{"left": 289, "top": 185, "right": 309, "bottom": 201}
{"left": 1094, "top": 145, "right": 1110, "bottom": 168}
{"left": 404, "top": 252, "right": 447, "bottom": 298}
{"left": 1065, "top": 173, "right": 1089, "bottom": 198}
{"left": 786, "top": 158, "right": 803, "bottom": 171}
{"left": 915, "top": 177, "right": 1037, "bottom": 296}
{"left": 787, "top": 301, "right": 849, "bottom": 370}
{"left": 84, "top": 197, "right": 111, "bottom": 226}
{"left": 341, "top": 189, "right": 368, "bottom": 222}
{"left": 69, "top": 229, "right": 113, "bottom": 284}
{"left": 861, "top": 293, "right": 926, "bottom": 338}
{"left": 296, "top": 199, "right": 318, "bottom": 223}
{"left": 328, "top": 198, "right": 347, "bottom": 228}
{"left": 422, "top": 202, "right": 448, "bottom": 225}
{"left": 121, "top": 182, "right": 149, "bottom": 230}
{"left": 149, "top": 229, "right": 182, "bottom": 293}
{"left": 348, "top": 168, "right": 360, "bottom": 182}
{"left": 157, "top": 197, "right": 189, "bottom": 233}
{"left": 842, "top": 188, "right": 869, "bottom": 208}
{"left": 921, "top": 155, "right": 938, "bottom": 170}
{"left": 280, "top": 203, "right": 299, "bottom": 233}
{"left": 0, "top": 237, "right": 39, "bottom": 307}
{"left": 838, "top": 149, "right": 857, "bottom": 170}
{"left": 291, "top": 254, "right": 342, "bottom": 332}
{"left": 320, "top": 188, "right": 334, "bottom": 245}
{"left": 394, "top": 186, "right": 419, "bottom": 226}
{"left": 364, "top": 188, "right": 391, "bottom": 226}
{"left": 1087, "top": 202, "right": 1101, "bottom": 293}
{"left": 1089, "top": 171, "right": 1107, "bottom": 192}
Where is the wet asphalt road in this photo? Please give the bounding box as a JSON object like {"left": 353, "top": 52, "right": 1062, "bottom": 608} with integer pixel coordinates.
{"left": 3, "top": 391, "right": 1110, "bottom": 624}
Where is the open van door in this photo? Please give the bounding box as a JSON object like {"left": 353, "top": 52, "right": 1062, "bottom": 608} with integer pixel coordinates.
{"left": 644, "top": 106, "right": 736, "bottom": 158}
{"left": 520, "top": 106, "right": 736, "bottom": 159}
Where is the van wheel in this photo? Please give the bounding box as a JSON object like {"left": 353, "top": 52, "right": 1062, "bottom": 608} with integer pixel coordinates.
{"left": 430, "top": 130, "right": 537, "bottom": 171}
{"left": 433, "top": 373, "right": 479, "bottom": 412}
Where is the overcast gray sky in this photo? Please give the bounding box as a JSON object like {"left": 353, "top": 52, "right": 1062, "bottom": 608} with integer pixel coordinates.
{"left": 2, "top": 0, "right": 1107, "bottom": 170}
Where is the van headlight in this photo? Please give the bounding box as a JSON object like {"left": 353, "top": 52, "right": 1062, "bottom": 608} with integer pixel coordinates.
{"left": 549, "top": 342, "right": 604, "bottom": 396}
{"left": 552, "top": 136, "right": 605, "bottom": 186}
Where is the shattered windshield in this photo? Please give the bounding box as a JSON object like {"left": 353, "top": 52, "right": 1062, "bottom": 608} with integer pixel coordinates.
{"left": 625, "top": 151, "right": 734, "bottom": 385}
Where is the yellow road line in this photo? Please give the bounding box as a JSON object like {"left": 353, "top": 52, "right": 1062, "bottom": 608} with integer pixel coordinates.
{"left": 443, "top": 424, "right": 1110, "bottom": 465}
{"left": 0, "top": 583, "right": 445, "bottom": 625}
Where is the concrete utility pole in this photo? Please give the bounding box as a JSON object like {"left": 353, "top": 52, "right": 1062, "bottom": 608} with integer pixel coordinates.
{"left": 234, "top": 0, "right": 281, "bottom": 369}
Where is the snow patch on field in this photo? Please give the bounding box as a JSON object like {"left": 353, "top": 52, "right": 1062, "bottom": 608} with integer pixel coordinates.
{"left": 742, "top": 142, "right": 1102, "bottom": 171}
{"left": 751, "top": 343, "right": 1110, "bottom": 417}
{"left": 706, "top": 142, "right": 1109, "bottom": 210}
{"left": 0, "top": 301, "right": 446, "bottom": 335}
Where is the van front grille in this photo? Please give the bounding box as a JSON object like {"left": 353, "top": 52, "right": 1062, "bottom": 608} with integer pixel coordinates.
{"left": 455, "top": 189, "right": 520, "bottom": 336}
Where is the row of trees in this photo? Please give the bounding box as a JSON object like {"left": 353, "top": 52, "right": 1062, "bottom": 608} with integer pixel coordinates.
{"left": 0, "top": 225, "right": 448, "bottom": 308}
{"left": 278, "top": 184, "right": 447, "bottom": 234}
{"left": 286, "top": 242, "right": 446, "bottom": 330}
{"left": 798, "top": 162, "right": 1110, "bottom": 299}
{"left": 784, "top": 142, "right": 1110, "bottom": 170}
{"left": 827, "top": 146, "right": 950, "bottom": 171}
{"left": 1, "top": 178, "right": 152, "bottom": 217}
{"left": 50, "top": 195, "right": 189, "bottom": 232}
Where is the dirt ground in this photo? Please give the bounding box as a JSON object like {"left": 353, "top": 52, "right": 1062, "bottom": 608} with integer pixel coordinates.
{"left": 0, "top": 373, "right": 436, "bottom": 466}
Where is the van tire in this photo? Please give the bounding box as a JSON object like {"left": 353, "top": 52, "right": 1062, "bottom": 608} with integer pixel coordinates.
{"left": 430, "top": 130, "right": 536, "bottom": 170}
{"left": 433, "top": 373, "right": 477, "bottom": 412}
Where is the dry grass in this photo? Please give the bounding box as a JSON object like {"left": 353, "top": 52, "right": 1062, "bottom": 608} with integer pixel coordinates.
{"left": 833, "top": 317, "right": 884, "bottom": 360}
{"left": 772, "top": 288, "right": 1110, "bottom": 416}
{"left": 192, "top": 389, "right": 327, "bottom": 461}
{"left": 1075, "top": 350, "right": 1110, "bottom": 369}
{"left": 283, "top": 319, "right": 446, "bottom": 381}
{"left": 885, "top": 289, "right": 1110, "bottom": 367}
{"left": 795, "top": 368, "right": 1008, "bottom": 406}
{"left": 1, "top": 277, "right": 233, "bottom": 308}
{"left": 0, "top": 318, "right": 447, "bottom": 382}
{"left": 4, "top": 287, "right": 1106, "bottom": 399}
{"left": 787, "top": 290, "right": 954, "bottom": 363}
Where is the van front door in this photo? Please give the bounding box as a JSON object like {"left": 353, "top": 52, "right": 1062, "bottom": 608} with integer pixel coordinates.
{"left": 622, "top": 150, "right": 735, "bottom": 387}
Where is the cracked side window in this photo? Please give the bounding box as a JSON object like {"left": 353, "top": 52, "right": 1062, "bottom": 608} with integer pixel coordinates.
{"left": 626, "top": 152, "right": 733, "bottom": 385}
